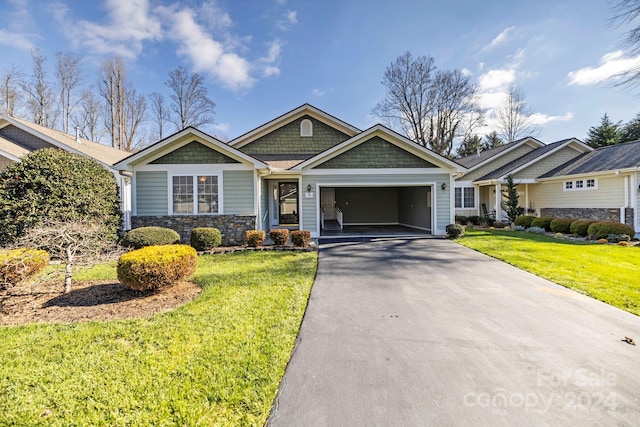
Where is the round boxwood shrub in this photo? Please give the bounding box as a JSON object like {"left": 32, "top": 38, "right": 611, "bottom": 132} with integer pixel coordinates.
{"left": 569, "top": 219, "right": 596, "bottom": 237}
{"left": 550, "top": 218, "right": 574, "bottom": 233}
{"left": 117, "top": 244, "right": 197, "bottom": 291}
{"left": 121, "top": 227, "right": 180, "bottom": 249}
{"left": 291, "top": 230, "right": 311, "bottom": 247}
{"left": 0, "top": 248, "right": 49, "bottom": 290}
{"left": 190, "top": 227, "right": 222, "bottom": 251}
{"left": 0, "top": 148, "right": 122, "bottom": 246}
{"left": 587, "top": 221, "right": 635, "bottom": 240}
{"left": 530, "top": 217, "right": 554, "bottom": 231}
{"left": 446, "top": 224, "right": 465, "bottom": 239}
{"left": 514, "top": 215, "right": 536, "bottom": 228}
{"left": 246, "top": 230, "right": 266, "bottom": 247}
{"left": 455, "top": 215, "right": 468, "bottom": 225}
{"left": 269, "top": 229, "right": 289, "bottom": 246}
{"left": 467, "top": 215, "right": 482, "bottom": 226}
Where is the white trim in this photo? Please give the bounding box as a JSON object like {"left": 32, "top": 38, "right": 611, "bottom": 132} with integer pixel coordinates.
{"left": 460, "top": 137, "right": 545, "bottom": 174}
{"left": 298, "top": 175, "right": 304, "bottom": 230}
{"left": 168, "top": 173, "right": 223, "bottom": 215}
{"left": 632, "top": 172, "right": 638, "bottom": 234}
{"left": 135, "top": 163, "right": 250, "bottom": 172}
{"left": 302, "top": 168, "right": 450, "bottom": 175}
{"left": 0, "top": 148, "right": 22, "bottom": 161}
{"left": 537, "top": 168, "right": 637, "bottom": 182}
{"left": 300, "top": 119, "right": 313, "bottom": 137}
{"left": 454, "top": 186, "right": 476, "bottom": 209}
{"left": 563, "top": 178, "right": 598, "bottom": 191}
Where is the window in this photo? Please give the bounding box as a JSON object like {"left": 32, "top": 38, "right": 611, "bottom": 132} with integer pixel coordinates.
{"left": 172, "top": 175, "right": 219, "bottom": 214}
{"left": 455, "top": 187, "right": 475, "bottom": 209}
{"left": 565, "top": 181, "right": 573, "bottom": 190}
{"left": 300, "top": 119, "right": 313, "bottom": 137}
{"left": 564, "top": 178, "right": 597, "bottom": 191}
{"left": 575, "top": 180, "right": 583, "bottom": 189}
{"left": 587, "top": 179, "right": 596, "bottom": 188}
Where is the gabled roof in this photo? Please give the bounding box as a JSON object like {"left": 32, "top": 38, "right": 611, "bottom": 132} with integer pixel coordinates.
{"left": 294, "top": 124, "right": 466, "bottom": 172}
{"left": 0, "top": 135, "right": 29, "bottom": 159}
{"left": 456, "top": 137, "right": 544, "bottom": 170}
{"left": 0, "top": 115, "right": 130, "bottom": 166}
{"left": 114, "top": 126, "right": 268, "bottom": 169}
{"left": 475, "top": 138, "right": 591, "bottom": 182}
{"left": 229, "top": 104, "right": 361, "bottom": 149}
{"left": 539, "top": 140, "right": 640, "bottom": 179}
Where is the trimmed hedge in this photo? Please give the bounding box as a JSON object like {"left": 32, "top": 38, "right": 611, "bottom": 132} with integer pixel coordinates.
{"left": 190, "top": 227, "right": 222, "bottom": 251}
{"left": 0, "top": 248, "right": 49, "bottom": 289}
{"left": 587, "top": 221, "right": 635, "bottom": 240}
{"left": 550, "top": 218, "right": 574, "bottom": 233}
{"left": 117, "top": 244, "right": 197, "bottom": 291}
{"left": 569, "top": 219, "right": 596, "bottom": 237}
{"left": 530, "top": 217, "right": 554, "bottom": 232}
{"left": 607, "top": 234, "right": 631, "bottom": 243}
{"left": 269, "top": 229, "right": 289, "bottom": 246}
{"left": 121, "top": 227, "right": 180, "bottom": 249}
{"left": 446, "top": 224, "right": 465, "bottom": 239}
{"left": 467, "top": 215, "right": 482, "bottom": 226}
{"left": 246, "top": 230, "right": 266, "bottom": 247}
{"left": 455, "top": 215, "right": 468, "bottom": 224}
{"left": 291, "top": 230, "right": 311, "bottom": 247}
{"left": 514, "top": 215, "right": 536, "bottom": 228}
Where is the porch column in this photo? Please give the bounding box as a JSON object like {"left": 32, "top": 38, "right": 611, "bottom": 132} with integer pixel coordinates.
{"left": 525, "top": 184, "right": 529, "bottom": 215}
{"left": 495, "top": 183, "right": 501, "bottom": 221}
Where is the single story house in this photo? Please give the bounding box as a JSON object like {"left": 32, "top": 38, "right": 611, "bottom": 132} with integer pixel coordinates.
{"left": 114, "top": 104, "right": 466, "bottom": 243}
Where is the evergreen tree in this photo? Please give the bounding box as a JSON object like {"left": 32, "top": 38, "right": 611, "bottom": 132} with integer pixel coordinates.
{"left": 455, "top": 135, "right": 483, "bottom": 158}
{"left": 482, "top": 131, "right": 503, "bottom": 150}
{"left": 501, "top": 175, "right": 520, "bottom": 223}
{"left": 585, "top": 113, "right": 621, "bottom": 148}
{"left": 620, "top": 112, "right": 640, "bottom": 143}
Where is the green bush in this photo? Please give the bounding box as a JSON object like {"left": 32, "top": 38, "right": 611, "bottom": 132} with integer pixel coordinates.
{"left": 246, "top": 230, "right": 266, "bottom": 247}
{"left": 569, "top": 219, "right": 596, "bottom": 237}
{"left": 0, "top": 148, "right": 122, "bottom": 245}
{"left": 514, "top": 215, "right": 536, "bottom": 228}
{"left": 269, "top": 229, "right": 289, "bottom": 246}
{"left": 480, "top": 216, "right": 496, "bottom": 227}
{"left": 117, "top": 245, "right": 197, "bottom": 291}
{"left": 530, "top": 217, "right": 554, "bottom": 231}
{"left": 190, "top": 227, "right": 222, "bottom": 251}
{"left": 291, "top": 230, "right": 311, "bottom": 247}
{"left": 550, "top": 218, "right": 574, "bottom": 233}
{"left": 121, "top": 227, "right": 180, "bottom": 249}
{"left": 467, "top": 215, "right": 482, "bottom": 225}
{"left": 587, "top": 222, "right": 635, "bottom": 240}
{"left": 607, "top": 234, "right": 631, "bottom": 243}
{"left": 455, "top": 215, "right": 468, "bottom": 224}
{"left": 446, "top": 224, "right": 465, "bottom": 239}
{"left": 0, "top": 248, "right": 49, "bottom": 289}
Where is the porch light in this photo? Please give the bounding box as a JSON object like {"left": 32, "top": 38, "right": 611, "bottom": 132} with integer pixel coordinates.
{"left": 307, "top": 184, "right": 312, "bottom": 192}
{"left": 441, "top": 183, "right": 447, "bottom": 190}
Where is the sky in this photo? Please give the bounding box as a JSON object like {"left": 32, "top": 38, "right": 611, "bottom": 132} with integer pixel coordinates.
{"left": 1, "top": 0, "right": 640, "bottom": 146}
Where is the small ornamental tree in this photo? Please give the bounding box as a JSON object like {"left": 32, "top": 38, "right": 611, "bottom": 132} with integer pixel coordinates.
{"left": 501, "top": 175, "right": 520, "bottom": 223}
{"left": 0, "top": 148, "right": 122, "bottom": 245}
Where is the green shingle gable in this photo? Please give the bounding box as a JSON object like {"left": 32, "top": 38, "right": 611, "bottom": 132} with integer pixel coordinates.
{"left": 150, "top": 141, "right": 239, "bottom": 164}
{"left": 238, "top": 115, "right": 350, "bottom": 157}
{"left": 314, "top": 136, "right": 437, "bottom": 169}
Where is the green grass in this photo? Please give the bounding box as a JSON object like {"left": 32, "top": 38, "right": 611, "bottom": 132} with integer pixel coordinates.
{"left": 0, "top": 251, "right": 317, "bottom": 426}
{"left": 457, "top": 228, "right": 640, "bottom": 316}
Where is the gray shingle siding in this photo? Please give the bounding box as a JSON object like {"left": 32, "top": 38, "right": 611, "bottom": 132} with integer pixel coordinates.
{"left": 136, "top": 171, "right": 168, "bottom": 215}
{"left": 151, "top": 141, "right": 239, "bottom": 164}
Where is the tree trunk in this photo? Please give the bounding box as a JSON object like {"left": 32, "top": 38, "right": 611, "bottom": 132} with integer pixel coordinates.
{"left": 64, "top": 246, "right": 73, "bottom": 294}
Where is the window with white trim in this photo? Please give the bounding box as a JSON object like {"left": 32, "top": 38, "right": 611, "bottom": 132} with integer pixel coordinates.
{"left": 172, "top": 175, "right": 219, "bottom": 214}
{"left": 455, "top": 187, "right": 475, "bottom": 208}
{"left": 564, "top": 178, "right": 597, "bottom": 191}
{"left": 300, "top": 119, "right": 313, "bottom": 137}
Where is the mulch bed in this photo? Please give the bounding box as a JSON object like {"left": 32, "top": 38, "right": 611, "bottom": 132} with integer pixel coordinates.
{"left": 0, "top": 280, "right": 202, "bottom": 326}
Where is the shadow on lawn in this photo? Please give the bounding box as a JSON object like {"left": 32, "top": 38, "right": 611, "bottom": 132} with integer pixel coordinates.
{"left": 43, "top": 283, "right": 150, "bottom": 308}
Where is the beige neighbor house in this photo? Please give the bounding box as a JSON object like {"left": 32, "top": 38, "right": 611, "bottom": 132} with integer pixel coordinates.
{"left": 454, "top": 137, "right": 640, "bottom": 235}
{"left": 0, "top": 114, "right": 132, "bottom": 227}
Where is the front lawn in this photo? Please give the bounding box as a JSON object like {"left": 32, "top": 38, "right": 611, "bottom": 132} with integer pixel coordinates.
{"left": 0, "top": 251, "right": 317, "bottom": 426}
{"left": 457, "top": 228, "right": 640, "bottom": 316}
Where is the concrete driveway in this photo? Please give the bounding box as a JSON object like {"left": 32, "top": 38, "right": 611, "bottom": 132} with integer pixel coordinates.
{"left": 268, "top": 237, "right": 640, "bottom": 426}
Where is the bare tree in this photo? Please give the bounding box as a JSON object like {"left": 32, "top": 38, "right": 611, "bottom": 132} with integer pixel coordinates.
{"left": 372, "top": 52, "right": 482, "bottom": 157}
{"left": 0, "top": 65, "right": 24, "bottom": 117}
{"left": 73, "top": 90, "right": 104, "bottom": 142}
{"left": 98, "top": 56, "right": 146, "bottom": 151}
{"left": 13, "top": 220, "right": 122, "bottom": 294}
{"left": 611, "top": 0, "right": 640, "bottom": 87}
{"left": 21, "top": 48, "right": 57, "bottom": 127}
{"left": 149, "top": 91, "right": 170, "bottom": 140}
{"left": 495, "top": 85, "right": 539, "bottom": 142}
{"left": 55, "top": 52, "right": 84, "bottom": 134}
{"left": 166, "top": 66, "right": 215, "bottom": 130}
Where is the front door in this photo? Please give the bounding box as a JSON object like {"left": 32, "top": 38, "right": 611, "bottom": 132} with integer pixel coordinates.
{"left": 279, "top": 182, "right": 299, "bottom": 225}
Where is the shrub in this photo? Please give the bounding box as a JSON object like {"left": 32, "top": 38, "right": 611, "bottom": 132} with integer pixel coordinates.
{"left": 511, "top": 225, "right": 525, "bottom": 231}
{"left": 467, "top": 215, "right": 482, "bottom": 226}
{"left": 514, "top": 215, "right": 536, "bottom": 228}
{"left": 455, "top": 215, "right": 468, "bottom": 225}
{"left": 0, "top": 148, "right": 122, "bottom": 245}
{"left": 269, "top": 229, "right": 289, "bottom": 246}
{"left": 550, "top": 218, "right": 573, "bottom": 233}
{"left": 530, "top": 217, "right": 554, "bottom": 231}
{"left": 587, "top": 221, "right": 635, "bottom": 240}
{"left": 446, "top": 224, "right": 465, "bottom": 239}
{"left": 190, "top": 227, "right": 222, "bottom": 251}
{"left": 246, "top": 230, "right": 266, "bottom": 247}
{"left": 618, "top": 241, "right": 630, "bottom": 246}
{"left": 494, "top": 220, "right": 508, "bottom": 228}
{"left": 0, "top": 248, "right": 49, "bottom": 289}
{"left": 121, "top": 227, "right": 180, "bottom": 249}
{"left": 526, "top": 226, "right": 546, "bottom": 234}
{"left": 480, "top": 216, "right": 496, "bottom": 227}
{"left": 117, "top": 245, "right": 197, "bottom": 291}
{"left": 291, "top": 230, "right": 311, "bottom": 247}
{"left": 570, "top": 220, "right": 596, "bottom": 237}
{"left": 598, "top": 238, "right": 608, "bottom": 244}
{"left": 606, "top": 234, "right": 631, "bottom": 243}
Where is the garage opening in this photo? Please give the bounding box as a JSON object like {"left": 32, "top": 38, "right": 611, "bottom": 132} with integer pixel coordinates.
{"left": 320, "top": 186, "right": 432, "bottom": 236}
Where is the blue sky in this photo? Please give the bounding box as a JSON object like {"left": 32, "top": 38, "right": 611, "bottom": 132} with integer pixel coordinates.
{"left": 2, "top": 0, "right": 640, "bottom": 145}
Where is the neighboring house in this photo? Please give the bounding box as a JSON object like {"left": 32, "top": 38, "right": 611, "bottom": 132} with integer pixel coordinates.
{"left": 114, "top": 104, "right": 466, "bottom": 243}
{"left": 455, "top": 135, "right": 639, "bottom": 234}
{"left": 0, "top": 115, "right": 132, "bottom": 227}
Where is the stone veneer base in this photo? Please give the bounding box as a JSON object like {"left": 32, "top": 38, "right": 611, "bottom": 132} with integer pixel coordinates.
{"left": 539, "top": 207, "right": 635, "bottom": 227}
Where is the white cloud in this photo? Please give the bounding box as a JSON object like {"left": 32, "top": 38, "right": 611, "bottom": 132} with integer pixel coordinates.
{"left": 461, "top": 68, "right": 472, "bottom": 77}
{"left": 0, "top": 0, "right": 38, "bottom": 50}
{"left": 211, "top": 122, "right": 229, "bottom": 133}
{"left": 484, "top": 26, "right": 515, "bottom": 50}
{"left": 0, "top": 29, "right": 35, "bottom": 50}
{"left": 200, "top": 0, "right": 232, "bottom": 29}
{"left": 287, "top": 11, "right": 298, "bottom": 24}
{"left": 259, "top": 39, "right": 282, "bottom": 77}
{"left": 567, "top": 50, "right": 640, "bottom": 85}
{"left": 478, "top": 69, "right": 517, "bottom": 92}
{"left": 312, "top": 88, "right": 325, "bottom": 97}
{"left": 158, "top": 5, "right": 254, "bottom": 90}
{"left": 528, "top": 112, "right": 574, "bottom": 125}
{"left": 478, "top": 62, "right": 484, "bottom": 71}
